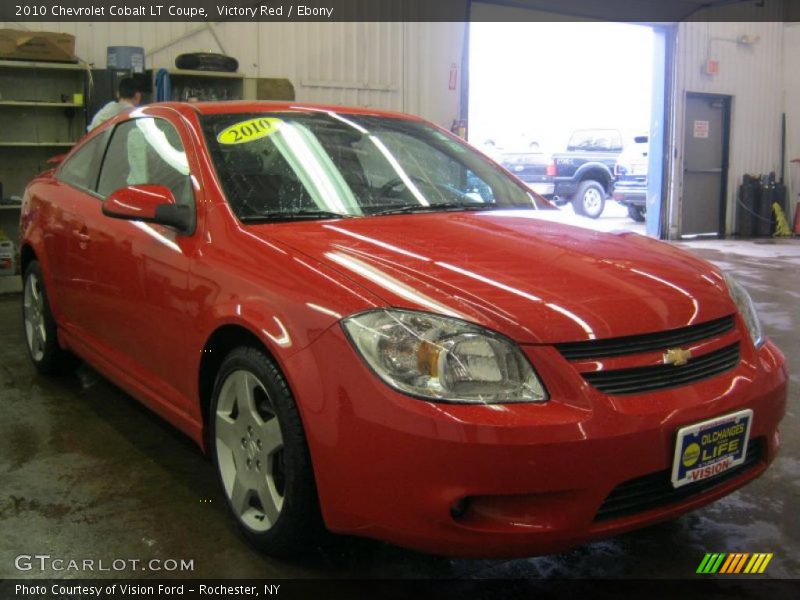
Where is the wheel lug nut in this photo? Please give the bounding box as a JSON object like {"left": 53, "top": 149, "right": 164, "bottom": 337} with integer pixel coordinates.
{"left": 256, "top": 440, "right": 262, "bottom": 450}
{"left": 246, "top": 459, "right": 251, "bottom": 469}
{"left": 256, "top": 460, "right": 261, "bottom": 471}
{"left": 241, "top": 438, "right": 247, "bottom": 447}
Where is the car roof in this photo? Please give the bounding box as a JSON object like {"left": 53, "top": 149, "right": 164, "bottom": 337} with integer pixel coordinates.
{"left": 167, "top": 100, "right": 420, "bottom": 121}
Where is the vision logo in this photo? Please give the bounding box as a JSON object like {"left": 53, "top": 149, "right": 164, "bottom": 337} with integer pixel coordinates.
{"left": 696, "top": 553, "right": 773, "bottom": 574}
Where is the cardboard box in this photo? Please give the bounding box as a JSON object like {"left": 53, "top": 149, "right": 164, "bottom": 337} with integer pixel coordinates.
{"left": 0, "top": 29, "right": 76, "bottom": 62}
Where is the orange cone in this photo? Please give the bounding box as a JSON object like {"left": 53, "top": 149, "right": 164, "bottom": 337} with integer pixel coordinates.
{"left": 794, "top": 202, "right": 800, "bottom": 234}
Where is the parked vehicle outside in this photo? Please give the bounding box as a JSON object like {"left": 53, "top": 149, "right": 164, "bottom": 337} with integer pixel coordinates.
{"left": 552, "top": 129, "right": 623, "bottom": 218}
{"left": 614, "top": 134, "right": 649, "bottom": 222}
{"left": 19, "top": 102, "right": 787, "bottom": 559}
{"left": 500, "top": 141, "right": 555, "bottom": 197}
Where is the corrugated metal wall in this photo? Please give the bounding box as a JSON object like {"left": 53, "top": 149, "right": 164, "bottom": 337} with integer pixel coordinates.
{"left": 670, "top": 18, "right": 785, "bottom": 236}
{"left": 0, "top": 20, "right": 465, "bottom": 127}
{"left": 783, "top": 23, "right": 800, "bottom": 206}
{"left": 4, "top": 13, "right": 793, "bottom": 238}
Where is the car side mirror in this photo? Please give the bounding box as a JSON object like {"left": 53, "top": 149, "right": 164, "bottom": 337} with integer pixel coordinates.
{"left": 102, "top": 185, "right": 192, "bottom": 232}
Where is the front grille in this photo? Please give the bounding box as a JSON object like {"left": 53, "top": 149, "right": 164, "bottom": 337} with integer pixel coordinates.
{"left": 595, "top": 437, "right": 764, "bottom": 522}
{"left": 556, "top": 315, "right": 735, "bottom": 360}
{"left": 582, "top": 343, "right": 740, "bottom": 396}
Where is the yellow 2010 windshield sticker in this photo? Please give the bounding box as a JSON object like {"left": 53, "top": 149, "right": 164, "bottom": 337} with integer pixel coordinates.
{"left": 217, "top": 117, "right": 282, "bottom": 145}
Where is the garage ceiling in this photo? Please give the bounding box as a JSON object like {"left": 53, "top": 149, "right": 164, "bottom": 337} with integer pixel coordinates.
{"left": 471, "top": 0, "right": 788, "bottom": 22}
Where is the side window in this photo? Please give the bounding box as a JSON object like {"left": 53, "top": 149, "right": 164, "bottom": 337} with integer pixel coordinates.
{"left": 97, "top": 117, "right": 194, "bottom": 208}
{"left": 57, "top": 132, "right": 108, "bottom": 192}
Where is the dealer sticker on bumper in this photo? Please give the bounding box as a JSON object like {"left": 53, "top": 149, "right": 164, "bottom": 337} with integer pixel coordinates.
{"left": 671, "top": 409, "right": 753, "bottom": 489}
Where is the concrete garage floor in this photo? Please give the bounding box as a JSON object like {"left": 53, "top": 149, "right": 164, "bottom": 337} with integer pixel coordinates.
{"left": 0, "top": 239, "right": 797, "bottom": 580}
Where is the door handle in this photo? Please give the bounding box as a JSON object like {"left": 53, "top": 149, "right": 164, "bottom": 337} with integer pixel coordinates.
{"left": 684, "top": 168, "right": 722, "bottom": 174}
{"left": 72, "top": 227, "right": 91, "bottom": 248}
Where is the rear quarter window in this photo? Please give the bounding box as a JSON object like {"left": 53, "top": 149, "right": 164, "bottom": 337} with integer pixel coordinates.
{"left": 56, "top": 132, "right": 108, "bottom": 192}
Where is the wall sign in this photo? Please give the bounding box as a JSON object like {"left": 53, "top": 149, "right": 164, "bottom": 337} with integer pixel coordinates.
{"left": 693, "top": 120, "right": 710, "bottom": 139}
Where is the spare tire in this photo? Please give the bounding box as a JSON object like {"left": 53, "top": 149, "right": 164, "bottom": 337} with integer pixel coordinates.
{"left": 175, "top": 53, "right": 238, "bottom": 72}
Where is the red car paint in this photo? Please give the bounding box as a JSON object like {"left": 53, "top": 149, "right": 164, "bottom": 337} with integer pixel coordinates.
{"left": 20, "top": 102, "right": 787, "bottom": 557}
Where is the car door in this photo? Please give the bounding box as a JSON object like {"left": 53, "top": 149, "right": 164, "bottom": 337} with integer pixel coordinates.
{"left": 87, "top": 113, "right": 204, "bottom": 412}
{"left": 47, "top": 131, "right": 109, "bottom": 334}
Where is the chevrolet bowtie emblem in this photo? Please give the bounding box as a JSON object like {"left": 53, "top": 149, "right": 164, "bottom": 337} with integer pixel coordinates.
{"left": 663, "top": 347, "right": 692, "bottom": 366}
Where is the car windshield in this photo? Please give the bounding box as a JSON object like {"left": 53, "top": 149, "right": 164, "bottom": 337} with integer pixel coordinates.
{"left": 566, "top": 130, "right": 623, "bottom": 152}
{"left": 200, "top": 111, "right": 549, "bottom": 222}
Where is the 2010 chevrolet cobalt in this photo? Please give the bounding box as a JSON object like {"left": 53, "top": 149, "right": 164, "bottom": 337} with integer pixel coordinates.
{"left": 19, "top": 102, "right": 787, "bottom": 558}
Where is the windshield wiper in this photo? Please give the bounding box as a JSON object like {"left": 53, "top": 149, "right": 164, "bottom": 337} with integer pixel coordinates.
{"left": 371, "top": 202, "right": 497, "bottom": 216}
{"left": 239, "top": 210, "right": 355, "bottom": 223}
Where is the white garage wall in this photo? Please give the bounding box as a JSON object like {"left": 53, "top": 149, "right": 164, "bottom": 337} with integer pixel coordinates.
{"left": 0, "top": 20, "right": 465, "bottom": 128}
{"left": 4, "top": 14, "right": 792, "bottom": 238}
{"left": 669, "top": 19, "right": 785, "bottom": 237}
{"left": 783, "top": 23, "right": 800, "bottom": 206}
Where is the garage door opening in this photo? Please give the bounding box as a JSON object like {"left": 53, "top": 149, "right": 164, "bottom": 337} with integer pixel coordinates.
{"left": 468, "top": 20, "right": 668, "bottom": 237}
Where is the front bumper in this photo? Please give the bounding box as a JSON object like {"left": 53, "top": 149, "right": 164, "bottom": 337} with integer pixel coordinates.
{"left": 284, "top": 326, "right": 787, "bottom": 558}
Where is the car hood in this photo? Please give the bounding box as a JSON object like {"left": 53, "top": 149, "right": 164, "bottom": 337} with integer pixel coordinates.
{"left": 258, "top": 210, "right": 734, "bottom": 344}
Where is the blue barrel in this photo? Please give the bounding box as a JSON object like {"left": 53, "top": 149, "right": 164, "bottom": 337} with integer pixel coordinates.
{"left": 107, "top": 46, "right": 146, "bottom": 73}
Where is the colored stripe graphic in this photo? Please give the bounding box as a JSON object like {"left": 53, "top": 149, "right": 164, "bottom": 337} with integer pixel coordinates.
{"left": 733, "top": 553, "right": 749, "bottom": 573}
{"left": 758, "top": 554, "right": 773, "bottom": 573}
{"left": 719, "top": 554, "right": 736, "bottom": 573}
{"left": 698, "top": 553, "right": 773, "bottom": 574}
{"left": 744, "top": 554, "right": 761, "bottom": 573}
{"left": 697, "top": 553, "right": 714, "bottom": 573}
{"left": 698, "top": 553, "right": 727, "bottom": 574}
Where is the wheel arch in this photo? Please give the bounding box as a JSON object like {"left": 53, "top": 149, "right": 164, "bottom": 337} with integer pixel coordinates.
{"left": 20, "top": 243, "right": 37, "bottom": 276}
{"left": 576, "top": 165, "right": 613, "bottom": 192}
{"left": 19, "top": 242, "right": 63, "bottom": 318}
{"left": 198, "top": 324, "right": 264, "bottom": 447}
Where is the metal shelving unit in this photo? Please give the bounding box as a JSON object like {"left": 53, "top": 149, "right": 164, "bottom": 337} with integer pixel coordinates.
{"left": 0, "top": 60, "right": 89, "bottom": 279}
{"left": 151, "top": 68, "right": 245, "bottom": 102}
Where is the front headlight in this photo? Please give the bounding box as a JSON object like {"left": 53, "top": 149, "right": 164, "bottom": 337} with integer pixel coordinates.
{"left": 724, "top": 273, "right": 764, "bottom": 348}
{"left": 342, "top": 309, "right": 547, "bottom": 404}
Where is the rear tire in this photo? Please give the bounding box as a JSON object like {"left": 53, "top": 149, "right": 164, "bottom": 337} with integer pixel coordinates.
{"left": 210, "top": 346, "right": 323, "bottom": 558}
{"left": 627, "top": 205, "right": 646, "bottom": 222}
{"left": 22, "top": 261, "right": 78, "bottom": 375}
{"left": 572, "top": 180, "right": 606, "bottom": 219}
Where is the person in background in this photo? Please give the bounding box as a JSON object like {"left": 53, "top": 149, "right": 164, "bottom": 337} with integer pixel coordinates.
{"left": 88, "top": 77, "right": 142, "bottom": 131}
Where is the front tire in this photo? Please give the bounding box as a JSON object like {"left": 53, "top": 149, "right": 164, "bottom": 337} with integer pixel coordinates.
{"left": 572, "top": 180, "right": 606, "bottom": 219}
{"left": 627, "top": 205, "right": 646, "bottom": 222}
{"left": 22, "top": 261, "right": 78, "bottom": 375}
{"left": 210, "top": 346, "right": 323, "bottom": 557}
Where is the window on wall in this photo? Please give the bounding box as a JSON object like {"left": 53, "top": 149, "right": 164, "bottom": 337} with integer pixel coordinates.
{"left": 98, "top": 117, "right": 195, "bottom": 208}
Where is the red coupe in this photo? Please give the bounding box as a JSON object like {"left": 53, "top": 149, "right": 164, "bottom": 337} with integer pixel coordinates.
{"left": 19, "top": 102, "right": 787, "bottom": 558}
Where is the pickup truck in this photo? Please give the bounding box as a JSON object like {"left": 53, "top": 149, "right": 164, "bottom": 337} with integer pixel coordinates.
{"left": 499, "top": 142, "right": 555, "bottom": 197}
{"left": 613, "top": 135, "right": 649, "bottom": 222}
{"left": 551, "top": 129, "right": 623, "bottom": 219}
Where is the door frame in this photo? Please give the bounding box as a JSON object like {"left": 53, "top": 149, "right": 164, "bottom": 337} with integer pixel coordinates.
{"left": 650, "top": 23, "right": 676, "bottom": 239}
{"left": 680, "top": 92, "right": 732, "bottom": 239}
{"left": 465, "top": 19, "right": 674, "bottom": 238}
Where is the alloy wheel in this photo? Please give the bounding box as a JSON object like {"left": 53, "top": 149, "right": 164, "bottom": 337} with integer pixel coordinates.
{"left": 23, "top": 272, "right": 46, "bottom": 362}
{"left": 583, "top": 187, "right": 603, "bottom": 214}
{"left": 215, "top": 369, "right": 286, "bottom": 532}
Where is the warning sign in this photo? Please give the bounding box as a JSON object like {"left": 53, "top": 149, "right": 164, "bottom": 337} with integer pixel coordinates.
{"left": 693, "top": 120, "right": 710, "bottom": 139}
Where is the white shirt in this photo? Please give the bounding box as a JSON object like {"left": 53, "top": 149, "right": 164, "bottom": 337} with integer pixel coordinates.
{"left": 88, "top": 99, "right": 135, "bottom": 131}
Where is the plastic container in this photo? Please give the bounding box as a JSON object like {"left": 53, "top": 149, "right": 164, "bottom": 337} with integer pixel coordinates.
{"left": 107, "top": 46, "right": 146, "bottom": 73}
{"left": 0, "top": 240, "right": 14, "bottom": 276}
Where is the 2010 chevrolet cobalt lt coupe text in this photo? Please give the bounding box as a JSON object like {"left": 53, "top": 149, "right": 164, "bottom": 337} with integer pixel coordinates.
{"left": 19, "top": 102, "right": 787, "bottom": 558}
